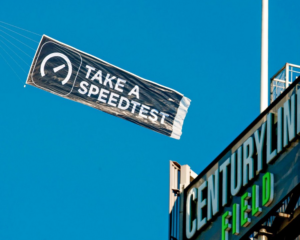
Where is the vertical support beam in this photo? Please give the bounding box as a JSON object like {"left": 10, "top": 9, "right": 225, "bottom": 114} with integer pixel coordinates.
{"left": 179, "top": 165, "right": 190, "bottom": 240}
{"left": 180, "top": 165, "right": 191, "bottom": 190}
{"left": 260, "top": 0, "right": 269, "bottom": 113}
{"left": 179, "top": 188, "right": 184, "bottom": 240}
{"left": 286, "top": 63, "right": 289, "bottom": 88}
{"left": 169, "top": 161, "right": 175, "bottom": 214}
{"left": 270, "top": 80, "right": 273, "bottom": 103}
{"left": 169, "top": 161, "right": 180, "bottom": 240}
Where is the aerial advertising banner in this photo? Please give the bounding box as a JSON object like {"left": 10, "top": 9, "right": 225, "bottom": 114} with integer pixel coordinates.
{"left": 26, "top": 35, "right": 191, "bottom": 139}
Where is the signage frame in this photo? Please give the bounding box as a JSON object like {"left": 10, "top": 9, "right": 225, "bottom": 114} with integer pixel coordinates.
{"left": 182, "top": 76, "right": 300, "bottom": 240}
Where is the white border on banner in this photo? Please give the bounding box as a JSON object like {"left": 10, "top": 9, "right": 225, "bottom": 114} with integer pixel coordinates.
{"left": 171, "top": 96, "right": 191, "bottom": 139}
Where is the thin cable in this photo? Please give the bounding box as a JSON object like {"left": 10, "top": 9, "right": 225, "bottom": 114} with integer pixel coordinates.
{"left": 0, "top": 39, "right": 30, "bottom": 66}
{"left": 0, "top": 34, "right": 33, "bottom": 58}
{"left": 0, "top": 24, "right": 39, "bottom": 43}
{"left": 0, "top": 29, "right": 36, "bottom": 51}
{"left": 0, "top": 50, "right": 24, "bottom": 84}
{"left": 0, "top": 43, "right": 28, "bottom": 73}
{"left": 0, "top": 20, "right": 41, "bottom": 36}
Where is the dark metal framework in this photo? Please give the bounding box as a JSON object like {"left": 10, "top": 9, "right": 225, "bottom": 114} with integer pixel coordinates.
{"left": 169, "top": 71, "right": 300, "bottom": 240}
{"left": 242, "top": 185, "right": 300, "bottom": 240}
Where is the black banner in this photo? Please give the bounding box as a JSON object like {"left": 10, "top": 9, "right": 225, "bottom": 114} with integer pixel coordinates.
{"left": 26, "top": 35, "right": 191, "bottom": 139}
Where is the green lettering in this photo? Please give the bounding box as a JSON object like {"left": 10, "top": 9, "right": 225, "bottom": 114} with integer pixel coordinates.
{"left": 252, "top": 185, "right": 262, "bottom": 216}
{"left": 232, "top": 204, "right": 240, "bottom": 235}
{"left": 222, "top": 211, "right": 232, "bottom": 240}
{"left": 262, "top": 172, "right": 274, "bottom": 207}
{"left": 241, "top": 192, "right": 251, "bottom": 227}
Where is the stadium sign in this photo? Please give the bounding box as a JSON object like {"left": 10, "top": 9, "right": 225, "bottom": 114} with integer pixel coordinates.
{"left": 184, "top": 80, "right": 300, "bottom": 240}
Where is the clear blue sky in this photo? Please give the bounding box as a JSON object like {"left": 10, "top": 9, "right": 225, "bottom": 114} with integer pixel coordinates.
{"left": 0, "top": 1, "right": 299, "bottom": 239}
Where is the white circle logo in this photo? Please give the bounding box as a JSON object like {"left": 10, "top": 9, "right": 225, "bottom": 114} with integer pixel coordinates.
{"left": 40, "top": 52, "right": 73, "bottom": 85}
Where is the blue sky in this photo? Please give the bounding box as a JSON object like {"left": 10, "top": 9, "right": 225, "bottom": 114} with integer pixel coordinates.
{"left": 0, "top": 0, "right": 299, "bottom": 239}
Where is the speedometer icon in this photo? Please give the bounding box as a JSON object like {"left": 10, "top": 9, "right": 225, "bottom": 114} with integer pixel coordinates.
{"left": 41, "top": 52, "right": 72, "bottom": 85}
{"left": 31, "top": 41, "right": 82, "bottom": 96}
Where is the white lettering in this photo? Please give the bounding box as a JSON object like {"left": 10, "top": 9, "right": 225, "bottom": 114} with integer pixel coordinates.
{"left": 118, "top": 96, "right": 130, "bottom": 110}
{"left": 103, "top": 74, "right": 116, "bottom": 89}
{"left": 220, "top": 158, "right": 230, "bottom": 206}
{"left": 254, "top": 122, "right": 266, "bottom": 174}
{"left": 243, "top": 136, "right": 254, "bottom": 186}
{"left": 131, "top": 101, "right": 140, "bottom": 114}
{"left": 88, "top": 84, "right": 99, "bottom": 97}
{"left": 207, "top": 169, "right": 219, "bottom": 221}
{"left": 98, "top": 88, "right": 110, "bottom": 103}
{"left": 149, "top": 109, "right": 159, "bottom": 122}
{"left": 231, "top": 147, "right": 242, "bottom": 196}
{"left": 197, "top": 181, "right": 207, "bottom": 231}
{"left": 186, "top": 188, "right": 197, "bottom": 239}
{"left": 139, "top": 105, "right": 150, "bottom": 118}
{"left": 128, "top": 85, "right": 140, "bottom": 99}
{"left": 78, "top": 81, "right": 89, "bottom": 95}
{"left": 91, "top": 70, "right": 103, "bottom": 84}
{"left": 107, "top": 92, "right": 120, "bottom": 107}
{"left": 283, "top": 95, "right": 296, "bottom": 147}
{"left": 115, "top": 78, "right": 126, "bottom": 93}
{"left": 160, "top": 112, "right": 169, "bottom": 124}
{"left": 267, "top": 113, "right": 277, "bottom": 164}
{"left": 85, "top": 65, "right": 95, "bottom": 79}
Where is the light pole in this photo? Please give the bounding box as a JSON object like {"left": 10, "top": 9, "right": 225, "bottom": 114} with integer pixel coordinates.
{"left": 260, "top": 0, "right": 269, "bottom": 113}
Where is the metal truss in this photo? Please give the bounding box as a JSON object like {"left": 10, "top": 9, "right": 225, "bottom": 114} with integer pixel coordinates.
{"left": 270, "top": 63, "right": 300, "bottom": 103}
{"left": 244, "top": 185, "right": 300, "bottom": 240}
